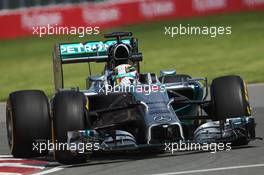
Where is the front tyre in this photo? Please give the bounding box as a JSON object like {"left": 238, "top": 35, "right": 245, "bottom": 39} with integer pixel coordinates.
{"left": 211, "top": 75, "right": 251, "bottom": 121}
{"left": 52, "top": 91, "right": 89, "bottom": 164}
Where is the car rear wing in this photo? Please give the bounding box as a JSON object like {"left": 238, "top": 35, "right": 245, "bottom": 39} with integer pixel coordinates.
{"left": 52, "top": 36, "right": 142, "bottom": 91}
{"left": 58, "top": 38, "right": 142, "bottom": 64}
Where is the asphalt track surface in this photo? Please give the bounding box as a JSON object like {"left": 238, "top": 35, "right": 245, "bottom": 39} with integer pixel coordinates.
{"left": 0, "top": 84, "right": 263, "bottom": 175}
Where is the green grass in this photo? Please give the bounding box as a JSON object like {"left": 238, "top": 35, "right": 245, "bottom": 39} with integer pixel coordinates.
{"left": 0, "top": 11, "right": 264, "bottom": 101}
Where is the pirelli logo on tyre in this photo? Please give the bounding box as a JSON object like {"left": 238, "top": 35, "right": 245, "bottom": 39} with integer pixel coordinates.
{"left": 244, "top": 81, "right": 252, "bottom": 115}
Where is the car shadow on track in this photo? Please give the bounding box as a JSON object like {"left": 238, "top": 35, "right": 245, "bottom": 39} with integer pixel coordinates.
{"left": 63, "top": 145, "right": 257, "bottom": 168}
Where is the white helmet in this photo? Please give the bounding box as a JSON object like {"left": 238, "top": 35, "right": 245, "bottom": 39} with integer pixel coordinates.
{"left": 113, "top": 64, "right": 137, "bottom": 86}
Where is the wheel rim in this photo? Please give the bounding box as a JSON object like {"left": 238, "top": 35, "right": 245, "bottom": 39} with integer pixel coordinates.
{"left": 6, "top": 105, "right": 14, "bottom": 151}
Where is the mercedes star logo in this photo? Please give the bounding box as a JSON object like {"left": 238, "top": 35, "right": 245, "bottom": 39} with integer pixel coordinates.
{"left": 153, "top": 115, "right": 172, "bottom": 122}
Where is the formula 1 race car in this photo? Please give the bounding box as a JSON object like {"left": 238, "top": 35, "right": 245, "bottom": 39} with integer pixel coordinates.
{"left": 6, "top": 32, "right": 257, "bottom": 164}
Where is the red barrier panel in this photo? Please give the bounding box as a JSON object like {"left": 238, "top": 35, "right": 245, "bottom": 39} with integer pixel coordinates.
{"left": 0, "top": 0, "right": 263, "bottom": 39}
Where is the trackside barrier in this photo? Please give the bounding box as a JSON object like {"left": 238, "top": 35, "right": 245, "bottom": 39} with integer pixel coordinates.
{"left": 0, "top": 0, "right": 264, "bottom": 39}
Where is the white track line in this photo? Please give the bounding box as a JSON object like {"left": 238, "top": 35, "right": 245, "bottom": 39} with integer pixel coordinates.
{"left": 152, "top": 163, "right": 264, "bottom": 175}
{"left": 0, "top": 155, "right": 14, "bottom": 158}
{"left": 0, "top": 158, "right": 23, "bottom": 161}
{"left": 30, "top": 167, "right": 64, "bottom": 175}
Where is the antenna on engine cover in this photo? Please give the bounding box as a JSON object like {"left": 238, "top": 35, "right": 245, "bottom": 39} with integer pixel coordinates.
{"left": 104, "top": 32, "right": 133, "bottom": 42}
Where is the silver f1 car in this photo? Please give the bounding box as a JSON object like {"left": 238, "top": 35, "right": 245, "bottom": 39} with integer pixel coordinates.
{"left": 6, "top": 32, "right": 257, "bottom": 164}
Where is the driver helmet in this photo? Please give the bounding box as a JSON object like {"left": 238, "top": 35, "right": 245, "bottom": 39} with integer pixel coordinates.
{"left": 112, "top": 64, "right": 137, "bottom": 86}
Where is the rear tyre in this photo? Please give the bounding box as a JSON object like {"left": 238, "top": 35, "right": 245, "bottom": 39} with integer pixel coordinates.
{"left": 52, "top": 91, "right": 89, "bottom": 164}
{"left": 211, "top": 75, "right": 251, "bottom": 121}
{"left": 6, "top": 90, "right": 50, "bottom": 158}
